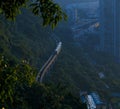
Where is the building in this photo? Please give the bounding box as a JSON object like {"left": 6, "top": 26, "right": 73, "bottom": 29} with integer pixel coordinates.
{"left": 80, "top": 91, "right": 106, "bottom": 109}
{"left": 98, "top": 72, "right": 105, "bottom": 79}
{"left": 90, "top": 92, "right": 106, "bottom": 109}
{"left": 100, "top": 0, "right": 120, "bottom": 61}
{"left": 87, "top": 95, "right": 96, "bottom": 109}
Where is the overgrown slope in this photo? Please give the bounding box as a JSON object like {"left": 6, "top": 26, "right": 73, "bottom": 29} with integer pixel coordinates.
{"left": 45, "top": 22, "right": 120, "bottom": 100}
{"left": 0, "top": 9, "right": 56, "bottom": 68}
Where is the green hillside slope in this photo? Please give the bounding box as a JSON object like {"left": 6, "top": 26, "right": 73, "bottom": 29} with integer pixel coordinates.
{"left": 0, "top": 7, "right": 119, "bottom": 108}
{"left": 0, "top": 9, "right": 56, "bottom": 67}
{"left": 0, "top": 9, "right": 88, "bottom": 109}
{"left": 44, "top": 22, "right": 120, "bottom": 101}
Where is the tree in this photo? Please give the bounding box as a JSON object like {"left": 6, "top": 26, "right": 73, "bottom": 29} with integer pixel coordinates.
{"left": 0, "top": 56, "right": 36, "bottom": 108}
{"left": 0, "top": 0, "right": 67, "bottom": 28}
{"left": 0, "top": 56, "right": 17, "bottom": 107}
{"left": 0, "top": 56, "right": 87, "bottom": 109}
{"left": 25, "top": 83, "right": 87, "bottom": 109}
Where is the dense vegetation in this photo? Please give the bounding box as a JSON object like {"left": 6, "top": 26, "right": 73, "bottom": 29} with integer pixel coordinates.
{"left": 0, "top": 10, "right": 56, "bottom": 67}
{"left": 0, "top": 56, "right": 87, "bottom": 109}
{"left": 45, "top": 22, "right": 120, "bottom": 108}
{"left": 0, "top": 0, "right": 119, "bottom": 108}
{"left": 0, "top": 0, "right": 67, "bottom": 28}
{"left": 0, "top": 10, "right": 119, "bottom": 107}
{"left": 0, "top": 8, "right": 87, "bottom": 109}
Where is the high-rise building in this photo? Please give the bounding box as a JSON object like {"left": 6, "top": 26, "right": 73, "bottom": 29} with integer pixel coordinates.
{"left": 114, "top": 0, "right": 120, "bottom": 60}
{"left": 100, "top": 0, "right": 120, "bottom": 61}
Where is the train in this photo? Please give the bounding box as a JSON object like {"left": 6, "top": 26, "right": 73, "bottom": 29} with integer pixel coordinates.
{"left": 36, "top": 42, "right": 62, "bottom": 82}
{"left": 55, "top": 42, "right": 62, "bottom": 54}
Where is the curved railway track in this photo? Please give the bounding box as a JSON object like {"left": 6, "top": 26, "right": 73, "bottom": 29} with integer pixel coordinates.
{"left": 36, "top": 42, "right": 62, "bottom": 83}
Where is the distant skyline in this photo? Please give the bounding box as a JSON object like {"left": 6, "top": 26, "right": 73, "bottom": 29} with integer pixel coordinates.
{"left": 55, "top": 0, "right": 98, "bottom": 6}
{"left": 100, "top": 0, "right": 120, "bottom": 62}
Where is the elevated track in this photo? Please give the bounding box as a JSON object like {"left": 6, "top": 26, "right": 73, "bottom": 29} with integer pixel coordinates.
{"left": 36, "top": 42, "right": 62, "bottom": 83}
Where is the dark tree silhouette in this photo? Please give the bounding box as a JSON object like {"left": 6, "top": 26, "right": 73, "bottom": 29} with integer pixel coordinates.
{"left": 0, "top": 0, "right": 67, "bottom": 28}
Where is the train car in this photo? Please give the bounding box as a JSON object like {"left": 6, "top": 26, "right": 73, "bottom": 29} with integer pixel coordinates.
{"left": 55, "top": 42, "right": 62, "bottom": 54}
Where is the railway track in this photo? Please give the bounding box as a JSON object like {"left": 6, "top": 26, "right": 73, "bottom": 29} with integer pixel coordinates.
{"left": 36, "top": 42, "right": 62, "bottom": 83}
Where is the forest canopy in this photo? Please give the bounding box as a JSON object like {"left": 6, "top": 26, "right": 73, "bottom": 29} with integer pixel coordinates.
{"left": 0, "top": 0, "right": 67, "bottom": 28}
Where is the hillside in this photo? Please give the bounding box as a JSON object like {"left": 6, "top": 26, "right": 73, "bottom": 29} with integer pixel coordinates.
{"left": 0, "top": 8, "right": 120, "bottom": 97}
{"left": 0, "top": 5, "right": 120, "bottom": 108}
{"left": 0, "top": 9, "right": 56, "bottom": 68}
{"left": 0, "top": 9, "right": 87, "bottom": 109}
{"left": 44, "top": 21, "right": 120, "bottom": 103}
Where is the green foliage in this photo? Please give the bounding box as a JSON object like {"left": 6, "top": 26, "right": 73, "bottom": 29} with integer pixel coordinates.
{"left": 0, "top": 56, "right": 87, "bottom": 109}
{"left": 0, "top": 56, "right": 36, "bottom": 108}
{"left": 0, "top": 0, "right": 28, "bottom": 20}
{"left": 0, "top": 10, "right": 56, "bottom": 67}
{"left": 25, "top": 83, "right": 87, "bottom": 109}
{"left": 0, "top": 56, "right": 17, "bottom": 104}
{"left": 31, "top": 0, "right": 67, "bottom": 28}
{"left": 0, "top": 0, "right": 67, "bottom": 28}
{"left": 15, "top": 61, "right": 36, "bottom": 87}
